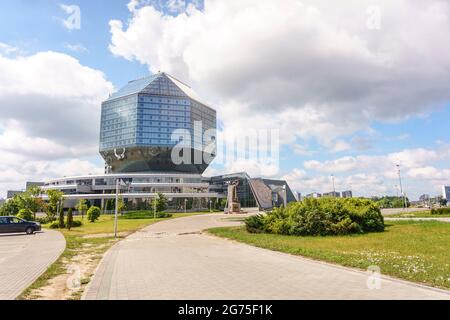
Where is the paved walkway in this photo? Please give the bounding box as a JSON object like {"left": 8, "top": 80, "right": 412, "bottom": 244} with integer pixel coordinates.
{"left": 0, "top": 230, "right": 65, "bottom": 300}
{"left": 381, "top": 208, "right": 428, "bottom": 216}
{"left": 84, "top": 214, "right": 450, "bottom": 300}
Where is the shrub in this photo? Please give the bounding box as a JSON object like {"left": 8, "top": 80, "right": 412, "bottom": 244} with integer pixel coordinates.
{"left": 36, "top": 217, "right": 50, "bottom": 224}
{"left": 71, "top": 220, "right": 82, "bottom": 227}
{"left": 245, "top": 214, "right": 266, "bottom": 233}
{"left": 87, "top": 206, "right": 101, "bottom": 222}
{"left": 246, "top": 197, "right": 384, "bottom": 236}
{"left": 66, "top": 208, "right": 73, "bottom": 230}
{"left": 58, "top": 206, "right": 65, "bottom": 229}
{"left": 50, "top": 219, "right": 82, "bottom": 229}
{"left": 49, "top": 221, "right": 60, "bottom": 229}
{"left": 431, "top": 207, "right": 450, "bottom": 215}
{"left": 17, "top": 208, "right": 33, "bottom": 221}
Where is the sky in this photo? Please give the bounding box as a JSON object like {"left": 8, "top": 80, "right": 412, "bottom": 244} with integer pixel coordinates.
{"left": 1, "top": 0, "right": 450, "bottom": 200}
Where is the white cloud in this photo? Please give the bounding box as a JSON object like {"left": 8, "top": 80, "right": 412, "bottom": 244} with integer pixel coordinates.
{"left": 64, "top": 42, "right": 88, "bottom": 53}
{"left": 108, "top": 0, "right": 450, "bottom": 149}
{"left": 297, "top": 145, "right": 450, "bottom": 198}
{"left": 0, "top": 50, "right": 113, "bottom": 197}
{"left": 0, "top": 42, "right": 19, "bottom": 56}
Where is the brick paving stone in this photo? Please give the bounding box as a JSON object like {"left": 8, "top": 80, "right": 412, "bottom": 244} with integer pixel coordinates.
{"left": 83, "top": 213, "right": 450, "bottom": 300}
{"left": 0, "top": 230, "right": 65, "bottom": 300}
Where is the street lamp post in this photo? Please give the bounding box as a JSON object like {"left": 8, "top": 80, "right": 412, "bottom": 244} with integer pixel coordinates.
{"left": 184, "top": 199, "right": 187, "bottom": 214}
{"left": 114, "top": 178, "right": 119, "bottom": 239}
{"left": 283, "top": 185, "right": 287, "bottom": 208}
{"left": 396, "top": 164, "right": 407, "bottom": 210}
{"left": 153, "top": 196, "right": 157, "bottom": 219}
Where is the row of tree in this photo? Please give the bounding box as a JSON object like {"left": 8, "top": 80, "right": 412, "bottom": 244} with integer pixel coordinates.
{"left": 0, "top": 187, "right": 93, "bottom": 224}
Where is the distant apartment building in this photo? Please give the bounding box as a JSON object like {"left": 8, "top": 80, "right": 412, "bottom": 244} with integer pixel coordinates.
{"left": 306, "top": 192, "right": 322, "bottom": 198}
{"left": 442, "top": 186, "right": 450, "bottom": 202}
{"left": 6, "top": 190, "right": 23, "bottom": 199}
{"left": 341, "top": 190, "right": 353, "bottom": 198}
{"left": 323, "top": 191, "right": 341, "bottom": 198}
{"left": 26, "top": 182, "right": 44, "bottom": 190}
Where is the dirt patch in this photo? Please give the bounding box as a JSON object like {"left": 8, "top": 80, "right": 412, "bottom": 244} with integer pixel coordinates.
{"left": 82, "top": 232, "right": 131, "bottom": 239}
{"left": 26, "top": 240, "right": 117, "bottom": 300}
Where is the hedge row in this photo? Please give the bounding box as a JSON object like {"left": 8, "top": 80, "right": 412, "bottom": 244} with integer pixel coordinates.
{"left": 246, "top": 197, "right": 385, "bottom": 236}
{"left": 431, "top": 207, "right": 450, "bottom": 215}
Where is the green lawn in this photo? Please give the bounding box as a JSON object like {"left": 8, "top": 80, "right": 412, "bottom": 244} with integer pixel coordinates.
{"left": 208, "top": 220, "right": 450, "bottom": 290}
{"left": 19, "top": 212, "right": 210, "bottom": 300}
{"left": 43, "top": 212, "right": 210, "bottom": 236}
{"left": 388, "top": 210, "right": 450, "bottom": 218}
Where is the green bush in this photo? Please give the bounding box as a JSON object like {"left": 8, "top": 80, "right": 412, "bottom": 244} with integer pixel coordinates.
{"left": 36, "top": 217, "right": 50, "bottom": 224}
{"left": 17, "top": 209, "right": 33, "bottom": 221}
{"left": 58, "top": 206, "right": 65, "bottom": 229}
{"left": 245, "top": 214, "right": 266, "bottom": 233}
{"left": 66, "top": 208, "right": 73, "bottom": 230}
{"left": 49, "top": 220, "right": 82, "bottom": 229}
{"left": 246, "top": 197, "right": 384, "bottom": 236}
{"left": 49, "top": 221, "right": 60, "bottom": 229}
{"left": 87, "top": 206, "right": 101, "bottom": 222}
{"left": 431, "top": 207, "right": 450, "bottom": 215}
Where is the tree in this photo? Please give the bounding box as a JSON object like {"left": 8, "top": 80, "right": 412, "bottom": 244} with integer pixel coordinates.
{"left": 151, "top": 193, "right": 168, "bottom": 213}
{"left": 439, "top": 198, "right": 448, "bottom": 207}
{"left": 117, "top": 196, "right": 126, "bottom": 215}
{"left": 87, "top": 206, "right": 101, "bottom": 222}
{"left": 17, "top": 208, "right": 33, "bottom": 221}
{"left": 46, "top": 190, "right": 64, "bottom": 222}
{"left": 0, "top": 197, "right": 20, "bottom": 216}
{"left": 66, "top": 208, "right": 73, "bottom": 230}
{"left": 76, "top": 199, "right": 88, "bottom": 220}
{"left": 58, "top": 202, "right": 65, "bottom": 228}
{"left": 15, "top": 187, "right": 43, "bottom": 221}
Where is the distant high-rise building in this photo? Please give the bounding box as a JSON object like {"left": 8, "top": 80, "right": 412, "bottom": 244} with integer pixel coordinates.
{"left": 341, "top": 190, "right": 353, "bottom": 198}
{"left": 7, "top": 190, "right": 23, "bottom": 199}
{"left": 306, "top": 192, "right": 322, "bottom": 198}
{"left": 442, "top": 186, "right": 450, "bottom": 201}
{"left": 323, "top": 191, "right": 341, "bottom": 198}
{"left": 26, "top": 182, "right": 44, "bottom": 190}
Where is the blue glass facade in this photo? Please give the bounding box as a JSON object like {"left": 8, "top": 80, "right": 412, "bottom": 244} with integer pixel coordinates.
{"left": 99, "top": 73, "right": 216, "bottom": 174}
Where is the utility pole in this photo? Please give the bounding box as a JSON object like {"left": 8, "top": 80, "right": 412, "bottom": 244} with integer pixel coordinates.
{"left": 283, "top": 185, "right": 287, "bottom": 208}
{"left": 153, "top": 196, "right": 157, "bottom": 219}
{"left": 331, "top": 174, "right": 336, "bottom": 197}
{"left": 184, "top": 198, "right": 187, "bottom": 214}
{"left": 114, "top": 178, "right": 119, "bottom": 239}
{"left": 396, "top": 164, "right": 407, "bottom": 210}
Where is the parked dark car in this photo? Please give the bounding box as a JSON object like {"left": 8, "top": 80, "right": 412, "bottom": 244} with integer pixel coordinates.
{"left": 0, "top": 216, "right": 41, "bottom": 235}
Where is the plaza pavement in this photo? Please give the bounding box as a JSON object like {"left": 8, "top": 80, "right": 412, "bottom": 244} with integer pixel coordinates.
{"left": 0, "top": 230, "right": 65, "bottom": 300}
{"left": 83, "top": 213, "right": 450, "bottom": 300}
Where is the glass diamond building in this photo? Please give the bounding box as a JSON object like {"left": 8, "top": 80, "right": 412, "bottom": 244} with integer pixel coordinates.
{"left": 99, "top": 72, "right": 216, "bottom": 174}
{"left": 35, "top": 73, "right": 296, "bottom": 212}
